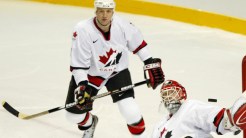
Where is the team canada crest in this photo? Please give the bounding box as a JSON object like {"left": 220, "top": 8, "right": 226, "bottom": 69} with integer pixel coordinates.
{"left": 99, "top": 48, "right": 122, "bottom": 71}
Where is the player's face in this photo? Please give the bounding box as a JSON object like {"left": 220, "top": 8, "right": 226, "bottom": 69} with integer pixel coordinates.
{"left": 96, "top": 8, "right": 114, "bottom": 26}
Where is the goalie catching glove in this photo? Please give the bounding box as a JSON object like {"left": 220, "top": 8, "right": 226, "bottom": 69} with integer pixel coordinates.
{"left": 144, "top": 58, "right": 165, "bottom": 89}
{"left": 224, "top": 91, "right": 246, "bottom": 131}
{"left": 74, "top": 81, "right": 93, "bottom": 112}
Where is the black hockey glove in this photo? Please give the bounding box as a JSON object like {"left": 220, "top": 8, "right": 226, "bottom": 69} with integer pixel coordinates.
{"left": 74, "top": 81, "right": 93, "bottom": 112}
{"left": 144, "top": 58, "right": 165, "bottom": 89}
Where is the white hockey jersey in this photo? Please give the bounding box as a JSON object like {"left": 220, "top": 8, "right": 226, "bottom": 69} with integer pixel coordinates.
{"left": 70, "top": 15, "right": 151, "bottom": 88}
{"left": 152, "top": 100, "right": 230, "bottom": 138}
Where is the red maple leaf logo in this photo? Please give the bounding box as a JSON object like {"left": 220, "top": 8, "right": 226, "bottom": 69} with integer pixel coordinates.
{"left": 99, "top": 48, "right": 116, "bottom": 64}
{"left": 73, "top": 32, "right": 77, "bottom": 38}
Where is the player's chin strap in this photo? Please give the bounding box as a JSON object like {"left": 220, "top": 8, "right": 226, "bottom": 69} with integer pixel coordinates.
{"left": 143, "top": 62, "right": 161, "bottom": 87}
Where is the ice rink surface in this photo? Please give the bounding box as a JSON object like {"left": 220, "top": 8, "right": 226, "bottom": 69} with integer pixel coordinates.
{"left": 0, "top": 0, "right": 246, "bottom": 138}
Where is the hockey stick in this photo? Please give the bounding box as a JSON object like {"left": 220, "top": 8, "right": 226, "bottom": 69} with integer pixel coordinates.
{"left": 2, "top": 79, "right": 149, "bottom": 120}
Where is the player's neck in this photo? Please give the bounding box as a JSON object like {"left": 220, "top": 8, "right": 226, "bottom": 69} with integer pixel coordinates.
{"left": 96, "top": 18, "right": 111, "bottom": 33}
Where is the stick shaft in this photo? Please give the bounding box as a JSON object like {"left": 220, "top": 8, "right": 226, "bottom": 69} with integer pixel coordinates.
{"left": 2, "top": 79, "right": 149, "bottom": 120}
{"left": 91, "top": 79, "right": 148, "bottom": 100}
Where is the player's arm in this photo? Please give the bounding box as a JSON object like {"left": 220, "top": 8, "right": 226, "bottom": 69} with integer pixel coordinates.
{"left": 70, "top": 25, "right": 94, "bottom": 111}
{"left": 70, "top": 25, "right": 92, "bottom": 76}
{"left": 124, "top": 21, "right": 165, "bottom": 89}
{"left": 133, "top": 42, "right": 165, "bottom": 89}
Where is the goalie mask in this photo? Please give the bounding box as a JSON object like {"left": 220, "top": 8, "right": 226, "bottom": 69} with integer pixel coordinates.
{"left": 160, "top": 80, "right": 187, "bottom": 114}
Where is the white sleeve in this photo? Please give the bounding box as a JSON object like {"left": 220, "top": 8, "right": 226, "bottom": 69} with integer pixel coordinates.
{"left": 136, "top": 46, "right": 152, "bottom": 61}
{"left": 188, "top": 100, "right": 225, "bottom": 133}
{"left": 70, "top": 25, "right": 92, "bottom": 70}
{"left": 72, "top": 69, "right": 88, "bottom": 85}
{"left": 70, "top": 24, "right": 91, "bottom": 84}
{"left": 123, "top": 21, "right": 151, "bottom": 61}
{"left": 124, "top": 22, "right": 143, "bottom": 51}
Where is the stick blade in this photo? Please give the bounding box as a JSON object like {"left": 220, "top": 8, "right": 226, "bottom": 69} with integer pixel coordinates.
{"left": 2, "top": 101, "right": 27, "bottom": 119}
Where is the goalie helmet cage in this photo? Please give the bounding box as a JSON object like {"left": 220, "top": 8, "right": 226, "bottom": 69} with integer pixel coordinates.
{"left": 243, "top": 55, "right": 246, "bottom": 138}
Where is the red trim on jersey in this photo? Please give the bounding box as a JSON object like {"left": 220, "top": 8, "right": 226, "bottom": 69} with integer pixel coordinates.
{"left": 88, "top": 75, "right": 105, "bottom": 87}
{"left": 127, "top": 118, "right": 145, "bottom": 135}
{"left": 213, "top": 108, "right": 226, "bottom": 127}
{"left": 93, "top": 17, "right": 111, "bottom": 41}
{"left": 78, "top": 112, "right": 90, "bottom": 126}
{"left": 133, "top": 40, "right": 147, "bottom": 54}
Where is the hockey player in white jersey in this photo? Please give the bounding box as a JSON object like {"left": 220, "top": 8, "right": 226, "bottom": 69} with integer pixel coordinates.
{"left": 65, "top": 0, "right": 165, "bottom": 137}
{"left": 152, "top": 80, "right": 246, "bottom": 138}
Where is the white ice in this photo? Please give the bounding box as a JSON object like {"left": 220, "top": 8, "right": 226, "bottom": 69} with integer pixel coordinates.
{"left": 0, "top": 0, "right": 246, "bottom": 138}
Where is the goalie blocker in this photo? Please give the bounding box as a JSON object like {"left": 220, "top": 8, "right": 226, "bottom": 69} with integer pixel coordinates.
{"left": 224, "top": 91, "right": 246, "bottom": 131}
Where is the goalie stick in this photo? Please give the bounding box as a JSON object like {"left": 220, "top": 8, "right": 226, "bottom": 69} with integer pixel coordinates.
{"left": 2, "top": 79, "right": 149, "bottom": 120}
